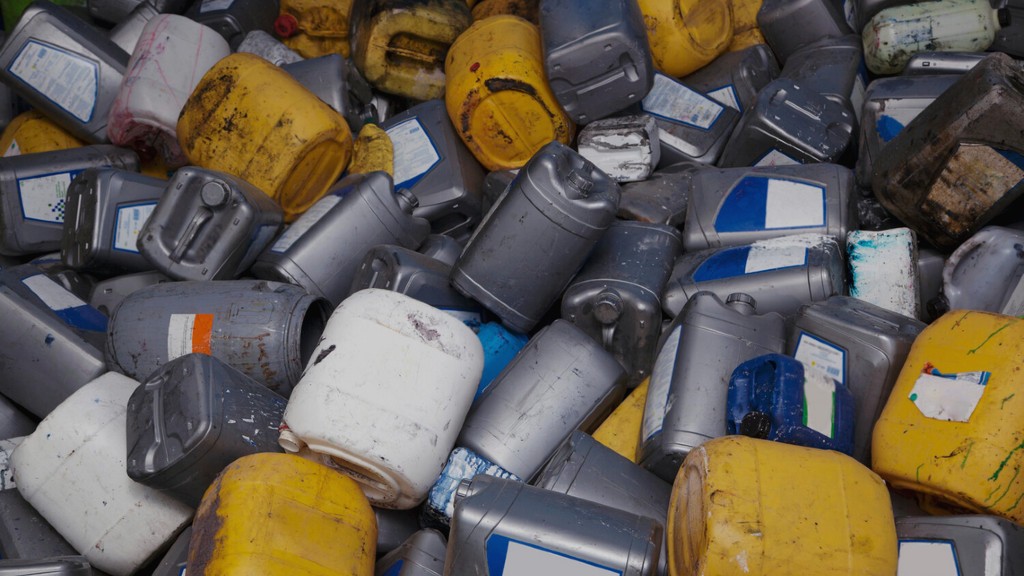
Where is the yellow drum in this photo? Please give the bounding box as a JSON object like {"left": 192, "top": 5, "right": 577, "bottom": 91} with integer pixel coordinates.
{"left": 445, "top": 15, "right": 573, "bottom": 171}
{"left": 275, "top": 0, "right": 354, "bottom": 58}
{"left": 727, "top": 0, "right": 766, "bottom": 51}
{"left": 188, "top": 453, "right": 376, "bottom": 575}
{"left": 0, "top": 110, "right": 85, "bottom": 157}
{"left": 669, "top": 436, "right": 898, "bottom": 576}
{"left": 471, "top": 0, "right": 540, "bottom": 24}
{"left": 177, "top": 53, "right": 352, "bottom": 222}
{"left": 637, "top": 0, "right": 734, "bottom": 77}
{"left": 593, "top": 378, "right": 649, "bottom": 463}
{"left": 872, "top": 310, "right": 1024, "bottom": 524}
{"left": 728, "top": 27, "right": 767, "bottom": 52}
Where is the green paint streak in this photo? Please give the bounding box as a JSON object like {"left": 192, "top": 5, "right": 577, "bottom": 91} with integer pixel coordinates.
{"left": 1002, "top": 393, "right": 1017, "bottom": 409}
{"left": 1008, "top": 492, "right": 1024, "bottom": 513}
{"left": 916, "top": 463, "right": 924, "bottom": 483}
{"left": 991, "top": 468, "right": 1021, "bottom": 506}
{"left": 986, "top": 485, "right": 1003, "bottom": 503}
{"left": 952, "top": 311, "right": 971, "bottom": 330}
{"left": 961, "top": 441, "right": 975, "bottom": 470}
{"left": 989, "top": 440, "right": 1024, "bottom": 482}
{"left": 968, "top": 322, "right": 1013, "bottom": 355}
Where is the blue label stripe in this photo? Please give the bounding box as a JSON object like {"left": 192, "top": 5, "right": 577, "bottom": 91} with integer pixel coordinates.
{"left": 55, "top": 305, "right": 108, "bottom": 332}
{"left": 381, "top": 559, "right": 403, "bottom": 576}
{"left": 692, "top": 247, "right": 751, "bottom": 282}
{"left": 877, "top": 116, "right": 905, "bottom": 143}
{"left": 996, "top": 148, "right": 1024, "bottom": 171}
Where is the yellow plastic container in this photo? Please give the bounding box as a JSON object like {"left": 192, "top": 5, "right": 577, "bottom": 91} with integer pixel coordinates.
{"left": 728, "top": 27, "right": 767, "bottom": 52}
{"left": 471, "top": 0, "right": 540, "bottom": 24}
{"left": 593, "top": 378, "right": 649, "bottom": 463}
{"left": 351, "top": 0, "right": 471, "bottom": 101}
{"left": 668, "top": 436, "right": 898, "bottom": 576}
{"left": 727, "top": 0, "right": 765, "bottom": 51}
{"left": 275, "top": 0, "right": 354, "bottom": 58}
{"left": 445, "top": 15, "right": 574, "bottom": 171}
{"left": 177, "top": 53, "right": 352, "bottom": 222}
{"left": 872, "top": 310, "right": 1024, "bottom": 524}
{"left": 348, "top": 123, "right": 394, "bottom": 175}
{"left": 188, "top": 453, "right": 376, "bottom": 575}
{"left": 637, "top": 0, "right": 734, "bottom": 77}
{"left": 0, "top": 110, "right": 85, "bottom": 157}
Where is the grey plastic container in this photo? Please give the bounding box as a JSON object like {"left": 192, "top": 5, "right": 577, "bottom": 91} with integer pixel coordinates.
{"left": 0, "top": 558, "right": 93, "bottom": 575}
{"left": 538, "top": 0, "right": 653, "bottom": 124}
{"left": 27, "top": 253, "right": 94, "bottom": 301}
{"left": 781, "top": 34, "right": 865, "bottom": 120}
{"left": 451, "top": 141, "right": 620, "bottom": 333}
{"left": 480, "top": 169, "right": 516, "bottom": 216}
{"left": 456, "top": 319, "right": 627, "bottom": 481}
{"left": 937, "top": 226, "right": 1024, "bottom": 316}
{"left": 903, "top": 51, "right": 988, "bottom": 75}
{"left": 375, "top": 508, "right": 422, "bottom": 559}
{"left": 662, "top": 235, "right": 846, "bottom": 317}
{"left": 896, "top": 515, "right": 1024, "bottom": 576}
{"left": 0, "top": 264, "right": 106, "bottom": 418}
{"left": 380, "top": 100, "right": 485, "bottom": 241}
{"left": 0, "top": 1, "right": 129, "bottom": 143}
{"left": 88, "top": 0, "right": 190, "bottom": 24}
{"left": 561, "top": 220, "right": 681, "bottom": 387}
{"left": 0, "top": 395, "right": 36, "bottom": 439}
{"left": 0, "top": 146, "right": 139, "bottom": 257}
{"left": 183, "top": 0, "right": 279, "bottom": 47}
{"left": 682, "top": 44, "right": 780, "bottom": 115}
{"left": 618, "top": 169, "right": 692, "bottom": 227}
{"left": 534, "top": 431, "right": 672, "bottom": 576}
{"left": 375, "top": 529, "right": 447, "bottom": 576}
{"left": 88, "top": 270, "right": 171, "bottom": 316}
{"left": 918, "top": 246, "right": 945, "bottom": 320}
{"left": 0, "top": 491, "right": 85, "bottom": 565}
{"left": 107, "top": 1, "right": 157, "bottom": 54}
{"left": 419, "top": 234, "right": 463, "bottom": 267}
{"left": 993, "top": 0, "right": 1024, "bottom": 56}
{"left": 683, "top": 163, "right": 856, "bottom": 252}
{"left": 60, "top": 168, "right": 165, "bottom": 274}
{"left": 282, "top": 54, "right": 375, "bottom": 133}
{"left": 137, "top": 166, "right": 283, "bottom": 282}
{"left": 640, "top": 72, "right": 741, "bottom": 166}
{"left": 447, "top": 475, "right": 662, "bottom": 576}
{"left": 787, "top": 295, "right": 925, "bottom": 463}
{"left": 757, "top": 0, "right": 853, "bottom": 65}
{"left": 640, "top": 291, "right": 786, "bottom": 482}
{"left": 125, "top": 353, "right": 287, "bottom": 507}
{"left": 856, "top": 74, "right": 959, "bottom": 189}
{"left": 718, "top": 78, "right": 855, "bottom": 168}
{"left": 106, "top": 279, "right": 331, "bottom": 396}
{"left": 150, "top": 526, "right": 189, "bottom": 576}
{"left": 251, "top": 171, "right": 430, "bottom": 307}
{"left": 236, "top": 30, "right": 302, "bottom": 67}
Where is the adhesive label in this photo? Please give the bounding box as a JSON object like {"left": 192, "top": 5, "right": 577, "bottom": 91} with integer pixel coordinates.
{"left": 167, "top": 313, "right": 214, "bottom": 359}
{"left": 897, "top": 540, "right": 960, "bottom": 576}
{"left": 641, "top": 326, "right": 681, "bottom": 441}
{"left": 877, "top": 105, "right": 921, "bottom": 143}
{"left": 18, "top": 171, "right": 76, "bottom": 223}
{"left": 642, "top": 73, "right": 723, "bottom": 130}
{"left": 715, "top": 177, "right": 825, "bottom": 232}
{"left": 4, "top": 139, "right": 20, "bottom": 157}
{"left": 794, "top": 332, "right": 846, "bottom": 383}
{"left": 843, "top": 0, "right": 857, "bottom": 30}
{"left": 754, "top": 149, "right": 801, "bottom": 167}
{"left": 387, "top": 118, "right": 440, "bottom": 189}
{"left": 21, "top": 273, "right": 107, "bottom": 332}
{"left": 692, "top": 245, "right": 807, "bottom": 281}
{"left": 487, "top": 535, "right": 621, "bottom": 576}
{"left": 707, "top": 85, "right": 741, "bottom": 112}
{"left": 909, "top": 367, "right": 990, "bottom": 423}
{"left": 113, "top": 202, "right": 157, "bottom": 252}
{"left": 200, "top": 0, "right": 234, "bottom": 12}
{"left": 270, "top": 195, "right": 341, "bottom": 253}
{"left": 803, "top": 369, "right": 837, "bottom": 438}
{"left": 8, "top": 40, "right": 98, "bottom": 122}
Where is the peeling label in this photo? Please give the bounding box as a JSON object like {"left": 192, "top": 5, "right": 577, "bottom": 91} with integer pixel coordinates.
{"left": 487, "top": 535, "right": 621, "bottom": 576}
{"left": 802, "top": 369, "right": 836, "bottom": 439}
{"left": 794, "top": 333, "right": 845, "bottom": 383}
{"left": 909, "top": 367, "right": 990, "bottom": 423}
{"left": 897, "top": 540, "right": 960, "bottom": 576}
{"left": 641, "top": 326, "right": 681, "bottom": 442}
{"left": 707, "top": 85, "right": 741, "bottom": 112}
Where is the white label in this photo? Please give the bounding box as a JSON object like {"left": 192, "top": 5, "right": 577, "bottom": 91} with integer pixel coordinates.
{"left": 270, "top": 195, "right": 342, "bottom": 253}
{"left": 9, "top": 41, "right": 97, "bottom": 122}
{"left": 744, "top": 245, "right": 806, "bottom": 274}
{"left": 764, "top": 179, "right": 825, "bottom": 229}
{"left": 4, "top": 139, "right": 20, "bottom": 157}
{"left": 500, "top": 541, "right": 620, "bottom": 576}
{"left": 167, "top": 313, "right": 214, "bottom": 359}
{"left": 880, "top": 105, "right": 921, "bottom": 129}
{"left": 641, "top": 326, "right": 681, "bottom": 441}
{"left": 897, "top": 541, "right": 959, "bottom": 576}
{"left": 387, "top": 118, "right": 440, "bottom": 187}
{"left": 642, "top": 74, "right": 723, "bottom": 130}
{"left": 803, "top": 370, "right": 836, "bottom": 438}
{"left": 909, "top": 370, "right": 989, "bottom": 423}
{"left": 200, "top": 0, "right": 234, "bottom": 12}
{"left": 755, "top": 149, "right": 800, "bottom": 167}
{"left": 844, "top": 0, "right": 857, "bottom": 30}
{"left": 18, "top": 172, "right": 72, "bottom": 223}
{"left": 114, "top": 203, "right": 156, "bottom": 252}
{"left": 707, "top": 85, "right": 741, "bottom": 111}
{"left": 22, "top": 274, "right": 87, "bottom": 311}
{"left": 1001, "top": 274, "right": 1024, "bottom": 316}
{"left": 794, "top": 334, "right": 845, "bottom": 383}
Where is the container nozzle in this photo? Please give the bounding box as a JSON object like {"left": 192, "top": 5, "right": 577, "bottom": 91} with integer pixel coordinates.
{"left": 740, "top": 411, "right": 772, "bottom": 439}
{"left": 396, "top": 188, "right": 419, "bottom": 213}
{"left": 726, "top": 292, "right": 757, "bottom": 313}
{"left": 566, "top": 170, "right": 594, "bottom": 198}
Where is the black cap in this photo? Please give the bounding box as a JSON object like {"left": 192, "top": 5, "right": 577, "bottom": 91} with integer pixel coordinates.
{"left": 740, "top": 411, "right": 772, "bottom": 439}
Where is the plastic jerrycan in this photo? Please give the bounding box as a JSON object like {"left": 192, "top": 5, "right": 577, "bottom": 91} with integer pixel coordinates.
{"left": 183, "top": 0, "right": 278, "bottom": 48}
{"left": 451, "top": 141, "right": 620, "bottom": 334}
{"left": 187, "top": 453, "right": 376, "bottom": 575}
{"left": 668, "top": 436, "right": 898, "bottom": 576}
{"left": 872, "top": 53, "right": 1024, "bottom": 251}
{"left": 781, "top": 34, "right": 867, "bottom": 121}
{"left": 873, "top": 310, "right": 1024, "bottom": 524}
{"left": 0, "top": 1, "right": 128, "bottom": 144}
{"left": 177, "top": 52, "right": 353, "bottom": 221}
{"left": 282, "top": 54, "right": 376, "bottom": 133}
{"left": 896, "top": 515, "right": 1024, "bottom": 576}
{"left": 635, "top": 0, "right": 732, "bottom": 77}
{"left": 279, "top": 289, "right": 484, "bottom": 510}
{"left": 994, "top": 0, "right": 1024, "bottom": 57}
{"left": 640, "top": 292, "right": 786, "bottom": 483}
{"left": 682, "top": 44, "right": 780, "bottom": 115}
{"left": 863, "top": 0, "right": 1008, "bottom": 75}
{"left": 350, "top": 0, "right": 471, "bottom": 101}
{"left": 447, "top": 475, "right": 662, "bottom": 576}
{"left": 0, "top": 489, "right": 82, "bottom": 561}
{"left": 10, "top": 373, "right": 193, "bottom": 576}
{"left": 938, "top": 226, "right": 1024, "bottom": 316}
{"left": 375, "top": 529, "right": 447, "bottom": 576}
{"left": 274, "top": 0, "right": 354, "bottom": 58}
{"left": 756, "top": 0, "right": 853, "bottom": 65}
{"left": 445, "top": 15, "right": 574, "bottom": 172}
{"left": 593, "top": 378, "right": 649, "bottom": 462}
{"left": 107, "top": 15, "right": 230, "bottom": 168}
{"left": 0, "top": 111, "right": 86, "bottom": 158}
{"left": 106, "top": 279, "right": 331, "bottom": 396}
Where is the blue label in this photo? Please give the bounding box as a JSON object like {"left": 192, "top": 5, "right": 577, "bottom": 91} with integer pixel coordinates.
{"left": 55, "top": 305, "right": 108, "bottom": 332}
{"left": 692, "top": 244, "right": 808, "bottom": 282}
{"left": 713, "top": 177, "right": 826, "bottom": 233}
{"left": 381, "top": 559, "right": 403, "bottom": 576}
{"left": 996, "top": 148, "right": 1024, "bottom": 171}
{"left": 486, "top": 535, "right": 621, "bottom": 575}
{"left": 877, "top": 116, "right": 905, "bottom": 143}
{"left": 692, "top": 247, "right": 751, "bottom": 282}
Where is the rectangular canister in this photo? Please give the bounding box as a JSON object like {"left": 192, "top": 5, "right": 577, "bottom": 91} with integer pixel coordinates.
{"left": 757, "top": 0, "right": 853, "bottom": 64}
{"left": 780, "top": 34, "right": 866, "bottom": 121}
{"left": 640, "top": 72, "right": 741, "bottom": 166}
{"left": 282, "top": 54, "right": 375, "bottom": 133}
{"left": 183, "top": 0, "right": 279, "bottom": 47}
{"left": 896, "top": 515, "right": 1024, "bottom": 576}
{"left": 682, "top": 44, "right": 779, "bottom": 115}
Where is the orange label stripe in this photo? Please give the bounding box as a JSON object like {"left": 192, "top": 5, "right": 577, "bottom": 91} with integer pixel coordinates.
{"left": 191, "top": 313, "right": 214, "bottom": 355}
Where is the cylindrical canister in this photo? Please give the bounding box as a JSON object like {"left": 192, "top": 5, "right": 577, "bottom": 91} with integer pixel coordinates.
{"left": 636, "top": 0, "right": 733, "bottom": 77}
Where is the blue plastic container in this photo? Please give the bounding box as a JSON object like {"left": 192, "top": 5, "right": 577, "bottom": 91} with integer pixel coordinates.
{"left": 727, "top": 353, "right": 855, "bottom": 454}
{"left": 474, "top": 322, "right": 529, "bottom": 398}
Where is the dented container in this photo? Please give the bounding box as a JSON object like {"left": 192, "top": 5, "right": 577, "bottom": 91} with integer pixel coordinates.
{"left": 187, "top": 453, "right": 377, "bottom": 575}
{"left": 375, "top": 529, "right": 447, "bottom": 576}
{"left": 274, "top": 0, "right": 354, "bottom": 58}
{"left": 896, "top": 515, "right": 1024, "bottom": 576}
{"left": 183, "top": 0, "right": 279, "bottom": 47}
{"left": 938, "top": 226, "right": 1024, "bottom": 316}
{"left": 636, "top": 0, "right": 733, "bottom": 77}
{"left": 137, "top": 166, "right": 283, "bottom": 281}
{"left": 757, "top": 0, "right": 853, "bottom": 64}
{"left": 682, "top": 43, "right": 780, "bottom": 114}
{"left": 668, "top": 436, "right": 898, "bottom": 576}
{"left": 125, "top": 353, "right": 287, "bottom": 507}
{"left": 106, "top": 279, "right": 331, "bottom": 396}
{"left": 444, "top": 15, "right": 574, "bottom": 172}
{"left": 872, "top": 310, "right": 1024, "bottom": 524}
{"left": 640, "top": 72, "right": 741, "bottom": 166}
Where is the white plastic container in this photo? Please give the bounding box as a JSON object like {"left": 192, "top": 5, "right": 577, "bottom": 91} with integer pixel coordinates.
{"left": 863, "top": 0, "right": 1006, "bottom": 74}
{"left": 9, "top": 372, "right": 192, "bottom": 576}
{"left": 278, "top": 289, "right": 484, "bottom": 510}
{"left": 107, "top": 14, "right": 230, "bottom": 167}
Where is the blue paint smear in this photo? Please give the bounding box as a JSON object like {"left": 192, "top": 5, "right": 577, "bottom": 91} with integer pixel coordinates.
{"left": 54, "top": 306, "right": 108, "bottom": 332}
